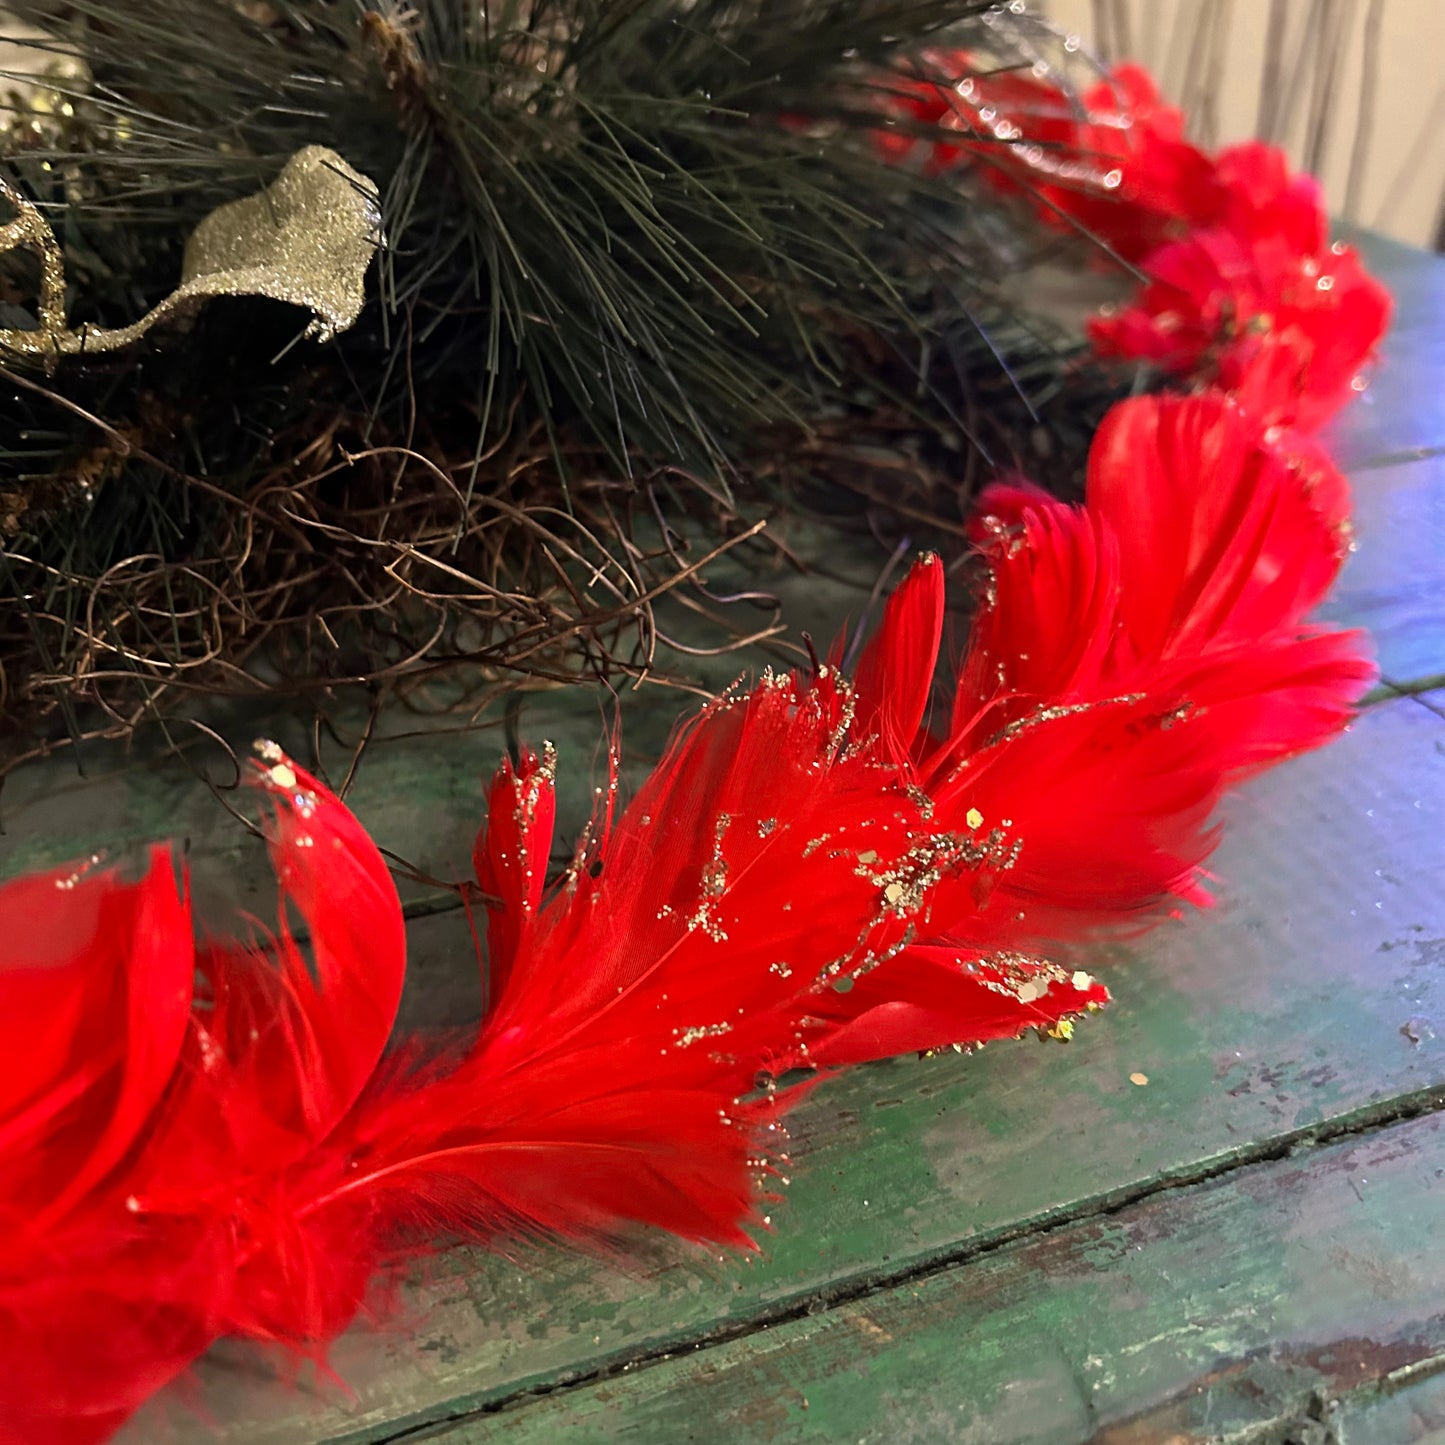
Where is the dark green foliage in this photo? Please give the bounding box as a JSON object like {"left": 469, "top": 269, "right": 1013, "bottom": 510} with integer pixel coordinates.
{"left": 0, "top": 1, "right": 1118, "bottom": 758}
{"left": 4, "top": 0, "right": 1020, "bottom": 472}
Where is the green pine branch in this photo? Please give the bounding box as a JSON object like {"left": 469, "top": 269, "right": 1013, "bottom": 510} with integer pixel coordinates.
{"left": 0, "top": 1, "right": 1126, "bottom": 751}
{"left": 2, "top": 0, "right": 1035, "bottom": 474}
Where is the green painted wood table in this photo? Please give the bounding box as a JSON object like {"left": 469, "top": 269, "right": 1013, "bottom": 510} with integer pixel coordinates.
{"left": 5, "top": 233, "right": 1444, "bottom": 1445}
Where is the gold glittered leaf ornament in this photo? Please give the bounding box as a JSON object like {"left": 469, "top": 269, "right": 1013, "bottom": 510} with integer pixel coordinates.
{"left": 0, "top": 144, "right": 381, "bottom": 360}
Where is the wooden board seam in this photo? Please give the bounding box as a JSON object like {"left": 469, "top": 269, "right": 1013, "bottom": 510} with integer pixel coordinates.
{"left": 1138, "top": 1347, "right": 1445, "bottom": 1445}
{"left": 1343, "top": 442, "right": 1445, "bottom": 474}
{"left": 362, "top": 1085, "right": 1445, "bottom": 1445}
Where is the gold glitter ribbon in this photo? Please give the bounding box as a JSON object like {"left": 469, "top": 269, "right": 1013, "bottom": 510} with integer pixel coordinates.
{"left": 0, "top": 145, "right": 381, "bottom": 360}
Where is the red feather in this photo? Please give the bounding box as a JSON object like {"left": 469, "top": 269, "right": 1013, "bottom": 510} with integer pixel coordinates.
{"left": 0, "top": 850, "right": 192, "bottom": 1232}
{"left": 850, "top": 550, "right": 946, "bottom": 755}
{"left": 1083, "top": 135, "right": 1390, "bottom": 432}
{"left": 847, "top": 392, "right": 1373, "bottom": 954}
{"left": 472, "top": 745, "right": 557, "bottom": 1001}
{"left": 876, "top": 56, "right": 1220, "bottom": 260}
{"left": 803, "top": 947, "right": 1108, "bottom": 1068}
{"left": 0, "top": 754, "right": 406, "bottom": 1445}
{"left": 0, "top": 849, "right": 197, "bottom": 1445}
{"left": 298, "top": 670, "right": 972, "bottom": 1254}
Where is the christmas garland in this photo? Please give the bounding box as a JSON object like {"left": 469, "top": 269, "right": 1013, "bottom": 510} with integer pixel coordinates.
{"left": 0, "top": 1, "right": 1098, "bottom": 756}
{"left": 0, "top": 51, "right": 1389, "bottom": 1445}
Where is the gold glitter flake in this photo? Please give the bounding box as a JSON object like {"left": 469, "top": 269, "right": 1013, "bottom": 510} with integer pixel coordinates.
{"left": 672, "top": 1022, "right": 733, "bottom": 1049}
{"left": 1157, "top": 703, "right": 1196, "bottom": 732}
{"left": 904, "top": 784, "right": 935, "bottom": 822}
{"left": 975, "top": 952, "right": 1098, "bottom": 1015}
{"left": 507, "top": 743, "right": 556, "bottom": 910}
{"left": 824, "top": 678, "right": 858, "bottom": 759}
{"left": 267, "top": 762, "right": 298, "bottom": 792}
{"left": 53, "top": 853, "right": 104, "bottom": 891}
{"left": 686, "top": 813, "right": 732, "bottom": 942}
{"left": 855, "top": 837, "right": 952, "bottom": 920}
{"left": 980, "top": 695, "right": 1146, "bottom": 753}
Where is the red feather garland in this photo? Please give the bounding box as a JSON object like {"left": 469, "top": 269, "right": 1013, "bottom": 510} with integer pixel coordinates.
{"left": 0, "top": 382, "right": 1374, "bottom": 1442}
{"left": 0, "top": 57, "right": 1389, "bottom": 1445}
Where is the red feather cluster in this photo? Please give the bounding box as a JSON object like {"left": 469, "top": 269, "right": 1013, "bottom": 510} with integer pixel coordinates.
{"left": 877, "top": 55, "right": 1390, "bottom": 429}
{"left": 876, "top": 59, "right": 1215, "bottom": 260}
{"left": 0, "top": 390, "right": 1372, "bottom": 1443}
{"left": 1088, "top": 140, "right": 1391, "bottom": 430}
{"left": 2, "top": 57, "right": 1386, "bottom": 1445}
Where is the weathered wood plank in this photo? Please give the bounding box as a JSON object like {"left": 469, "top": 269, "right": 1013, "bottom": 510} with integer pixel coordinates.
{"left": 1336, "top": 1365, "right": 1445, "bottom": 1444}
{"left": 1327, "top": 228, "right": 1445, "bottom": 474}
{"left": 1320, "top": 452, "right": 1445, "bottom": 690}
{"left": 427, "top": 1109, "right": 1445, "bottom": 1445}
{"left": 121, "top": 690, "right": 1445, "bottom": 1443}
{"left": 19, "top": 235, "right": 1444, "bottom": 1445}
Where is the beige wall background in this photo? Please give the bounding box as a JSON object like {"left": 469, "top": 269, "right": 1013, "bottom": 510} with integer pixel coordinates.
{"left": 1044, "top": 0, "right": 1445, "bottom": 248}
